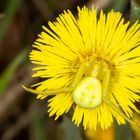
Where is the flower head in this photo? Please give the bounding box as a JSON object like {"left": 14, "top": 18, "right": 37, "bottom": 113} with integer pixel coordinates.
{"left": 23, "top": 6, "right": 140, "bottom": 130}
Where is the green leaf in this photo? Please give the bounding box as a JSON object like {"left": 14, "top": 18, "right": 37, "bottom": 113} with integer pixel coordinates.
{"left": 32, "top": 108, "right": 47, "bottom": 140}
{"left": 104, "top": 0, "right": 128, "bottom": 13}
{"left": 59, "top": 117, "right": 84, "bottom": 140}
{"left": 131, "top": 0, "right": 140, "bottom": 23}
{"left": 0, "top": 0, "right": 21, "bottom": 41}
{"left": 115, "top": 122, "right": 133, "bottom": 140}
{"left": 0, "top": 48, "right": 28, "bottom": 95}
{"left": 113, "top": 0, "right": 129, "bottom": 12}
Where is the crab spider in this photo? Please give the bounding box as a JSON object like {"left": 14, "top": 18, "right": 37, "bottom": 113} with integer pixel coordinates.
{"left": 22, "top": 60, "right": 140, "bottom": 128}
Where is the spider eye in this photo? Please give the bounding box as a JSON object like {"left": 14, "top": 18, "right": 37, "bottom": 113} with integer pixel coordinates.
{"left": 72, "top": 77, "right": 102, "bottom": 109}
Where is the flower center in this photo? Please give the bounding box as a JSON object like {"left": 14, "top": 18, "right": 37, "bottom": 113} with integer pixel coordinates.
{"left": 72, "top": 60, "right": 110, "bottom": 109}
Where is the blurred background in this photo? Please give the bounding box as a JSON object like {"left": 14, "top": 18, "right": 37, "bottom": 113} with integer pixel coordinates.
{"left": 0, "top": 0, "right": 140, "bottom": 140}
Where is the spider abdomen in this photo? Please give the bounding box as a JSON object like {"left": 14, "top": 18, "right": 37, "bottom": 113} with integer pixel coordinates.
{"left": 72, "top": 77, "right": 102, "bottom": 109}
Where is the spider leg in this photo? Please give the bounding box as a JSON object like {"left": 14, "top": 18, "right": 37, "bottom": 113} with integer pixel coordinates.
{"left": 102, "top": 65, "right": 140, "bottom": 128}
{"left": 22, "top": 62, "right": 87, "bottom": 96}
{"left": 102, "top": 66, "right": 110, "bottom": 98}
{"left": 22, "top": 85, "right": 72, "bottom": 95}
{"left": 71, "top": 62, "right": 87, "bottom": 88}
{"left": 104, "top": 99, "right": 140, "bottom": 128}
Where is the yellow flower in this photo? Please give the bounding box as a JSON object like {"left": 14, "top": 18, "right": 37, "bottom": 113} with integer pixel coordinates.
{"left": 23, "top": 6, "right": 140, "bottom": 130}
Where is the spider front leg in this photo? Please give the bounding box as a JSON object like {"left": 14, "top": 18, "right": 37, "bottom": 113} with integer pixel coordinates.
{"left": 22, "top": 85, "right": 71, "bottom": 95}
{"left": 22, "top": 63, "right": 87, "bottom": 96}
{"left": 102, "top": 66, "right": 110, "bottom": 99}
